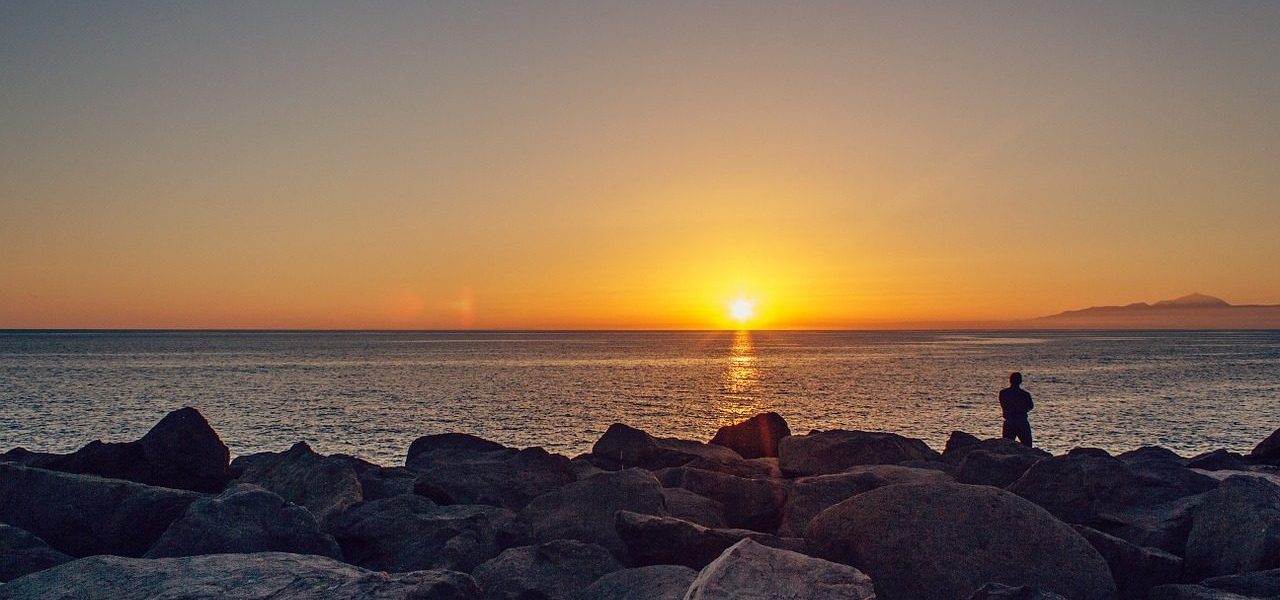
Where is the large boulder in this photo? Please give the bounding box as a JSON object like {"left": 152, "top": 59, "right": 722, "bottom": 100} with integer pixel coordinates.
{"left": 329, "top": 494, "right": 520, "bottom": 573}
{"left": 779, "top": 466, "right": 951, "bottom": 537}
{"left": 231, "top": 441, "right": 363, "bottom": 526}
{"left": 407, "top": 435, "right": 576, "bottom": 510}
{"left": 654, "top": 467, "right": 785, "bottom": 532}
{"left": 590, "top": 424, "right": 742, "bottom": 471}
{"left": 1186, "top": 449, "right": 1250, "bottom": 472}
{"left": 806, "top": 481, "right": 1117, "bottom": 600}
{"left": 615, "top": 511, "right": 797, "bottom": 570}
{"left": 2, "top": 407, "right": 231, "bottom": 493}
{"left": 518, "top": 469, "right": 667, "bottom": 559}
{"left": 660, "top": 487, "right": 726, "bottom": 528}
{"left": 0, "top": 552, "right": 480, "bottom": 599}
{"left": 574, "top": 565, "right": 697, "bottom": 600}
{"left": 953, "top": 439, "right": 1051, "bottom": 488}
{"left": 1184, "top": 475, "right": 1280, "bottom": 580}
{"left": 708, "top": 413, "right": 791, "bottom": 459}
{"left": 778, "top": 430, "right": 942, "bottom": 476}
{"left": 471, "top": 540, "right": 622, "bottom": 600}
{"left": 1251, "top": 427, "right": 1280, "bottom": 463}
{"left": 1070, "top": 525, "right": 1181, "bottom": 600}
{"left": 144, "top": 484, "right": 341, "bottom": 559}
{"left": 0, "top": 524, "right": 71, "bottom": 583}
{"left": 684, "top": 538, "right": 875, "bottom": 600}
{"left": 1094, "top": 495, "right": 1206, "bottom": 556}
{"left": 1150, "top": 569, "right": 1280, "bottom": 599}
{"left": 0, "top": 463, "right": 199, "bottom": 558}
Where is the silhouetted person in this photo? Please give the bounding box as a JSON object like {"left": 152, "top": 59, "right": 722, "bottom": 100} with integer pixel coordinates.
{"left": 999, "top": 372, "right": 1034, "bottom": 447}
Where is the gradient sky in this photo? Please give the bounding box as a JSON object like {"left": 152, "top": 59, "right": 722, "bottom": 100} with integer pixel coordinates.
{"left": 3, "top": 2, "right": 1278, "bottom": 329}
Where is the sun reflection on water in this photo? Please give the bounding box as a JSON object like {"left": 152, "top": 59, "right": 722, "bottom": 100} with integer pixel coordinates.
{"left": 718, "top": 330, "right": 763, "bottom": 420}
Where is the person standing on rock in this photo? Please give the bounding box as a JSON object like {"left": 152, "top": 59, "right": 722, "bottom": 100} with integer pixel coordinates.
{"left": 999, "top": 372, "right": 1034, "bottom": 447}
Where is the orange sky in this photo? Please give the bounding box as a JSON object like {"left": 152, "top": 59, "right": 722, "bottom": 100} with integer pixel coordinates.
{"left": 2, "top": 3, "right": 1279, "bottom": 329}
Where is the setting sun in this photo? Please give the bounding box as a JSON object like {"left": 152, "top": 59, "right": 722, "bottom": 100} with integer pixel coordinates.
{"left": 729, "top": 298, "right": 756, "bottom": 325}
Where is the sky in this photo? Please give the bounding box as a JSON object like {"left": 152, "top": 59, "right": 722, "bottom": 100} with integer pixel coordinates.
{"left": 2, "top": 1, "right": 1278, "bottom": 329}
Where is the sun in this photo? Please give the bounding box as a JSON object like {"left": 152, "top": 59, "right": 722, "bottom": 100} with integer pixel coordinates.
{"left": 729, "top": 298, "right": 756, "bottom": 324}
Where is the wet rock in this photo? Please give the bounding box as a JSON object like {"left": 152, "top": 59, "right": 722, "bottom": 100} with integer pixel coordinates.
{"left": 1071, "top": 525, "right": 1182, "bottom": 600}
{"left": 1184, "top": 475, "right": 1280, "bottom": 580}
{"left": 1251, "top": 427, "right": 1280, "bottom": 463}
{"left": 806, "top": 481, "right": 1116, "bottom": 600}
{"left": 1150, "top": 569, "right": 1280, "bottom": 599}
{"left": 0, "top": 551, "right": 480, "bottom": 600}
{"left": 407, "top": 435, "right": 575, "bottom": 510}
{"left": 574, "top": 565, "right": 697, "bottom": 600}
{"left": 590, "top": 424, "right": 742, "bottom": 471}
{"left": 779, "top": 465, "right": 952, "bottom": 537}
{"left": 0, "top": 524, "right": 71, "bottom": 583}
{"left": 952, "top": 439, "right": 1050, "bottom": 488}
{"left": 778, "top": 429, "right": 942, "bottom": 476}
{"left": 968, "top": 583, "right": 1068, "bottom": 600}
{"left": 231, "top": 441, "right": 363, "bottom": 526}
{"left": 519, "top": 469, "right": 667, "bottom": 559}
{"left": 708, "top": 412, "right": 791, "bottom": 459}
{"left": 145, "top": 484, "right": 341, "bottom": 559}
{"left": 330, "top": 494, "right": 520, "bottom": 573}
{"left": 684, "top": 538, "right": 875, "bottom": 600}
{"left": 615, "top": 510, "right": 795, "bottom": 570}
{"left": 471, "top": 540, "right": 622, "bottom": 600}
{"left": 0, "top": 463, "right": 199, "bottom": 558}
{"left": 655, "top": 467, "right": 785, "bottom": 532}
{"left": 660, "top": 487, "right": 727, "bottom": 528}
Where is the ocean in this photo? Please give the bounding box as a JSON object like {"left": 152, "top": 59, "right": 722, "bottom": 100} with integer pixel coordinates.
{"left": 2, "top": 330, "right": 1278, "bottom": 466}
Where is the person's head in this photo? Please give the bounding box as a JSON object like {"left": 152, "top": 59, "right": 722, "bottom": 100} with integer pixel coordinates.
{"left": 1009, "top": 372, "right": 1023, "bottom": 387}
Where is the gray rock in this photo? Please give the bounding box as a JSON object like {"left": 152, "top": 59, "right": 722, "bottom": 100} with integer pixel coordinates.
{"left": 1149, "top": 568, "right": 1280, "bottom": 599}
{"left": 655, "top": 467, "right": 785, "bottom": 532}
{"left": 660, "top": 487, "right": 727, "bottom": 528}
{"left": 329, "top": 494, "right": 519, "bottom": 573}
{"left": 574, "top": 565, "right": 697, "bottom": 600}
{"left": 0, "top": 462, "right": 199, "bottom": 558}
{"left": 968, "top": 583, "right": 1068, "bottom": 600}
{"left": 0, "top": 551, "right": 480, "bottom": 599}
{"left": 471, "top": 540, "right": 622, "bottom": 600}
{"left": 806, "top": 481, "right": 1117, "bottom": 600}
{"left": 232, "top": 441, "right": 363, "bottom": 526}
{"left": 708, "top": 413, "right": 791, "bottom": 459}
{"left": 778, "top": 430, "right": 942, "bottom": 476}
{"left": 519, "top": 469, "right": 667, "bottom": 559}
{"left": 407, "top": 435, "right": 575, "bottom": 510}
{"left": 615, "top": 511, "right": 796, "bottom": 570}
{"left": 1184, "top": 475, "right": 1280, "bottom": 580}
{"left": 591, "top": 424, "right": 743, "bottom": 471}
{"left": 0, "top": 524, "right": 71, "bottom": 583}
{"left": 684, "top": 538, "right": 875, "bottom": 600}
{"left": 145, "top": 484, "right": 341, "bottom": 559}
{"left": 778, "top": 465, "right": 951, "bottom": 537}
{"left": 1070, "top": 525, "right": 1181, "bottom": 600}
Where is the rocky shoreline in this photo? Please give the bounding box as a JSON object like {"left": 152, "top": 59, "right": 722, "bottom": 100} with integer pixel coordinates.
{"left": 3, "top": 408, "right": 1280, "bottom": 599}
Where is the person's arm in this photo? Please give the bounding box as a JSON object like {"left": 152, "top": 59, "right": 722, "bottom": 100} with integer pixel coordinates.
{"left": 1025, "top": 392, "right": 1033, "bottom": 412}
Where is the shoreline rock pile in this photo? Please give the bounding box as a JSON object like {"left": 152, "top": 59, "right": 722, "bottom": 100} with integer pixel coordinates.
{"left": 3, "top": 408, "right": 1280, "bottom": 599}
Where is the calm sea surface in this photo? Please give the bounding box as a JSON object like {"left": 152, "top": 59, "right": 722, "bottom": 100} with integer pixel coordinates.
{"left": 2, "top": 330, "right": 1278, "bottom": 466}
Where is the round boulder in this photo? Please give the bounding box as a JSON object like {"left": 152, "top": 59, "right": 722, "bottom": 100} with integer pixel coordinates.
{"left": 708, "top": 412, "right": 791, "bottom": 459}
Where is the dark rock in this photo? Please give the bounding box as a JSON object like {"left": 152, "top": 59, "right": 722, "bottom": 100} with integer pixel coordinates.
{"left": 708, "top": 412, "right": 791, "bottom": 459}
{"left": 806, "top": 481, "right": 1117, "bottom": 600}
{"left": 951, "top": 439, "right": 1050, "bottom": 488}
{"left": 1117, "top": 446, "right": 1187, "bottom": 467}
{"left": 408, "top": 437, "right": 575, "bottom": 510}
{"left": 330, "top": 494, "right": 519, "bottom": 573}
{"left": 654, "top": 467, "right": 785, "bottom": 532}
{"left": 1187, "top": 450, "right": 1250, "bottom": 471}
{"left": 1095, "top": 495, "right": 1205, "bottom": 555}
{"left": 591, "top": 424, "right": 743, "bottom": 471}
{"left": 1150, "top": 569, "right": 1280, "bottom": 599}
{"left": 408, "top": 433, "right": 507, "bottom": 462}
{"left": 1251, "top": 428, "right": 1280, "bottom": 462}
{"left": 779, "top": 465, "right": 952, "bottom": 537}
{"left": 968, "top": 583, "right": 1068, "bottom": 600}
{"left": 145, "top": 484, "right": 341, "bottom": 559}
{"left": 615, "top": 510, "right": 796, "bottom": 570}
{"left": 680, "top": 456, "right": 782, "bottom": 480}
{"left": 0, "top": 524, "right": 71, "bottom": 583}
{"left": 684, "top": 538, "right": 875, "bottom": 600}
{"left": 329, "top": 454, "right": 418, "bottom": 501}
{"left": 574, "top": 565, "right": 697, "bottom": 600}
{"left": 778, "top": 430, "right": 942, "bottom": 476}
{"left": 471, "top": 540, "right": 623, "bottom": 600}
{"left": 519, "top": 469, "right": 667, "bottom": 559}
{"left": 231, "top": 441, "right": 363, "bottom": 526}
{"left": 660, "top": 487, "right": 727, "bottom": 528}
{"left": 1071, "top": 525, "right": 1182, "bottom": 600}
{"left": 0, "top": 463, "right": 199, "bottom": 558}
{"left": 0, "top": 551, "right": 480, "bottom": 599}
{"left": 1184, "top": 475, "right": 1280, "bottom": 580}
{"left": 943, "top": 430, "right": 983, "bottom": 462}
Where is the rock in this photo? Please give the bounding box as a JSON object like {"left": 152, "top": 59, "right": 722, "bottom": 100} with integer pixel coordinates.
{"left": 968, "top": 583, "right": 1068, "bottom": 600}
{"left": 2, "top": 407, "right": 231, "bottom": 493}
{"left": 407, "top": 436, "right": 576, "bottom": 510}
{"left": 329, "top": 454, "right": 418, "bottom": 501}
{"left": 952, "top": 439, "right": 1050, "bottom": 488}
{"left": 778, "top": 430, "right": 942, "bottom": 476}
{"left": 684, "top": 538, "right": 875, "bottom": 600}
{"left": 0, "top": 463, "right": 199, "bottom": 558}
{"left": 1071, "top": 525, "right": 1182, "bottom": 600}
{"left": 1251, "top": 427, "right": 1280, "bottom": 462}
{"left": 660, "top": 487, "right": 726, "bottom": 528}
{"left": 573, "top": 565, "right": 697, "bottom": 600}
{"left": 590, "top": 424, "right": 743, "bottom": 471}
{"left": 708, "top": 412, "right": 791, "bottom": 459}
{"left": 615, "top": 511, "right": 795, "bottom": 570}
{"left": 779, "top": 465, "right": 952, "bottom": 537}
{"left": 0, "top": 551, "right": 480, "bottom": 599}
{"left": 806, "top": 481, "right": 1117, "bottom": 600}
{"left": 1096, "top": 495, "right": 1205, "bottom": 555}
{"left": 1150, "top": 569, "right": 1280, "bottom": 599}
{"left": 519, "top": 469, "right": 667, "bottom": 559}
{"left": 655, "top": 467, "right": 785, "bottom": 532}
{"left": 1187, "top": 450, "right": 1250, "bottom": 471}
{"left": 471, "top": 540, "right": 622, "bottom": 600}
{"left": 1184, "top": 475, "right": 1280, "bottom": 580}
{"left": 329, "top": 494, "right": 520, "bottom": 573}
{"left": 231, "top": 441, "right": 363, "bottom": 526}
{"left": 0, "top": 524, "right": 71, "bottom": 583}
{"left": 944, "top": 430, "right": 983, "bottom": 461}
{"left": 145, "top": 484, "right": 341, "bottom": 559}
{"left": 681, "top": 456, "right": 782, "bottom": 480}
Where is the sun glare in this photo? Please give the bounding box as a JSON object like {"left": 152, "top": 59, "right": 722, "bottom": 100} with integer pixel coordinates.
{"left": 729, "top": 298, "right": 756, "bottom": 325}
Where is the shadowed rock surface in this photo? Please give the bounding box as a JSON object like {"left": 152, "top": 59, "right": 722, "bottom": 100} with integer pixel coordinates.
{"left": 0, "top": 552, "right": 480, "bottom": 600}
{"left": 655, "top": 467, "right": 785, "bottom": 532}
{"left": 684, "top": 538, "right": 875, "bottom": 600}
{"left": 615, "top": 511, "right": 796, "bottom": 570}
{"left": 1149, "top": 569, "right": 1280, "bottom": 599}
{"left": 231, "top": 441, "right": 363, "bottom": 526}
{"left": 1184, "top": 475, "right": 1280, "bottom": 580}
{"left": 1251, "top": 427, "right": 1280, "bottom": 463}
{"left": 591, "top": 423, "right": 743, "bottom": 471}
{"left": 145, "top": 484, "right": 340, "bottom": 559}
{"left": 471, "top": 540, "right": 622, "bottom": 600}
{"left": 659, "top": 487, "right": 726, "bottom": 528}
{"left": 330, "top": 494, "right": 519, "bottom": 573}
{"left": 778, "top": 430, "right": 942, "bottom": 476}
{"left": 708, "top": 413, "right": 791, "bottom": 459}
{"left": 408, "top": 436, "right": 575, "bottom": 510}
{"left": 519, "top": 468, "right": 667, "bottom": 559}
{"left": 968, "top": 583, "right": 1068, "bottom": 600}
{"left": 573, "top": 565, "right": 697, "bottom": 600}
{"left": 779, "top": 465, "right": 951, "bottom": 537}
{"left": 0, "top": 524, "right": 71, "bottom": 583}
{"left": 1070, "top": 525, "right": 1181, "bottom": 600}
{"left": 953, "top": 439, "right": 1050, "bottom": 488}
{"left": 806, "top": 481, "right": 1116, "bottom": 600}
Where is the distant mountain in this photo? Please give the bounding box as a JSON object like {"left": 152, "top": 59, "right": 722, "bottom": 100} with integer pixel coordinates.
{"left": 1033, "top": 293, "right": 1280, "bottom": 329}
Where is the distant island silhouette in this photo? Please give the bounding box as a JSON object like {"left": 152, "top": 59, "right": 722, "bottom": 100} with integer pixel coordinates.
{"left": 1032, "top": 293, "right": 1280, "bottom": 329}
